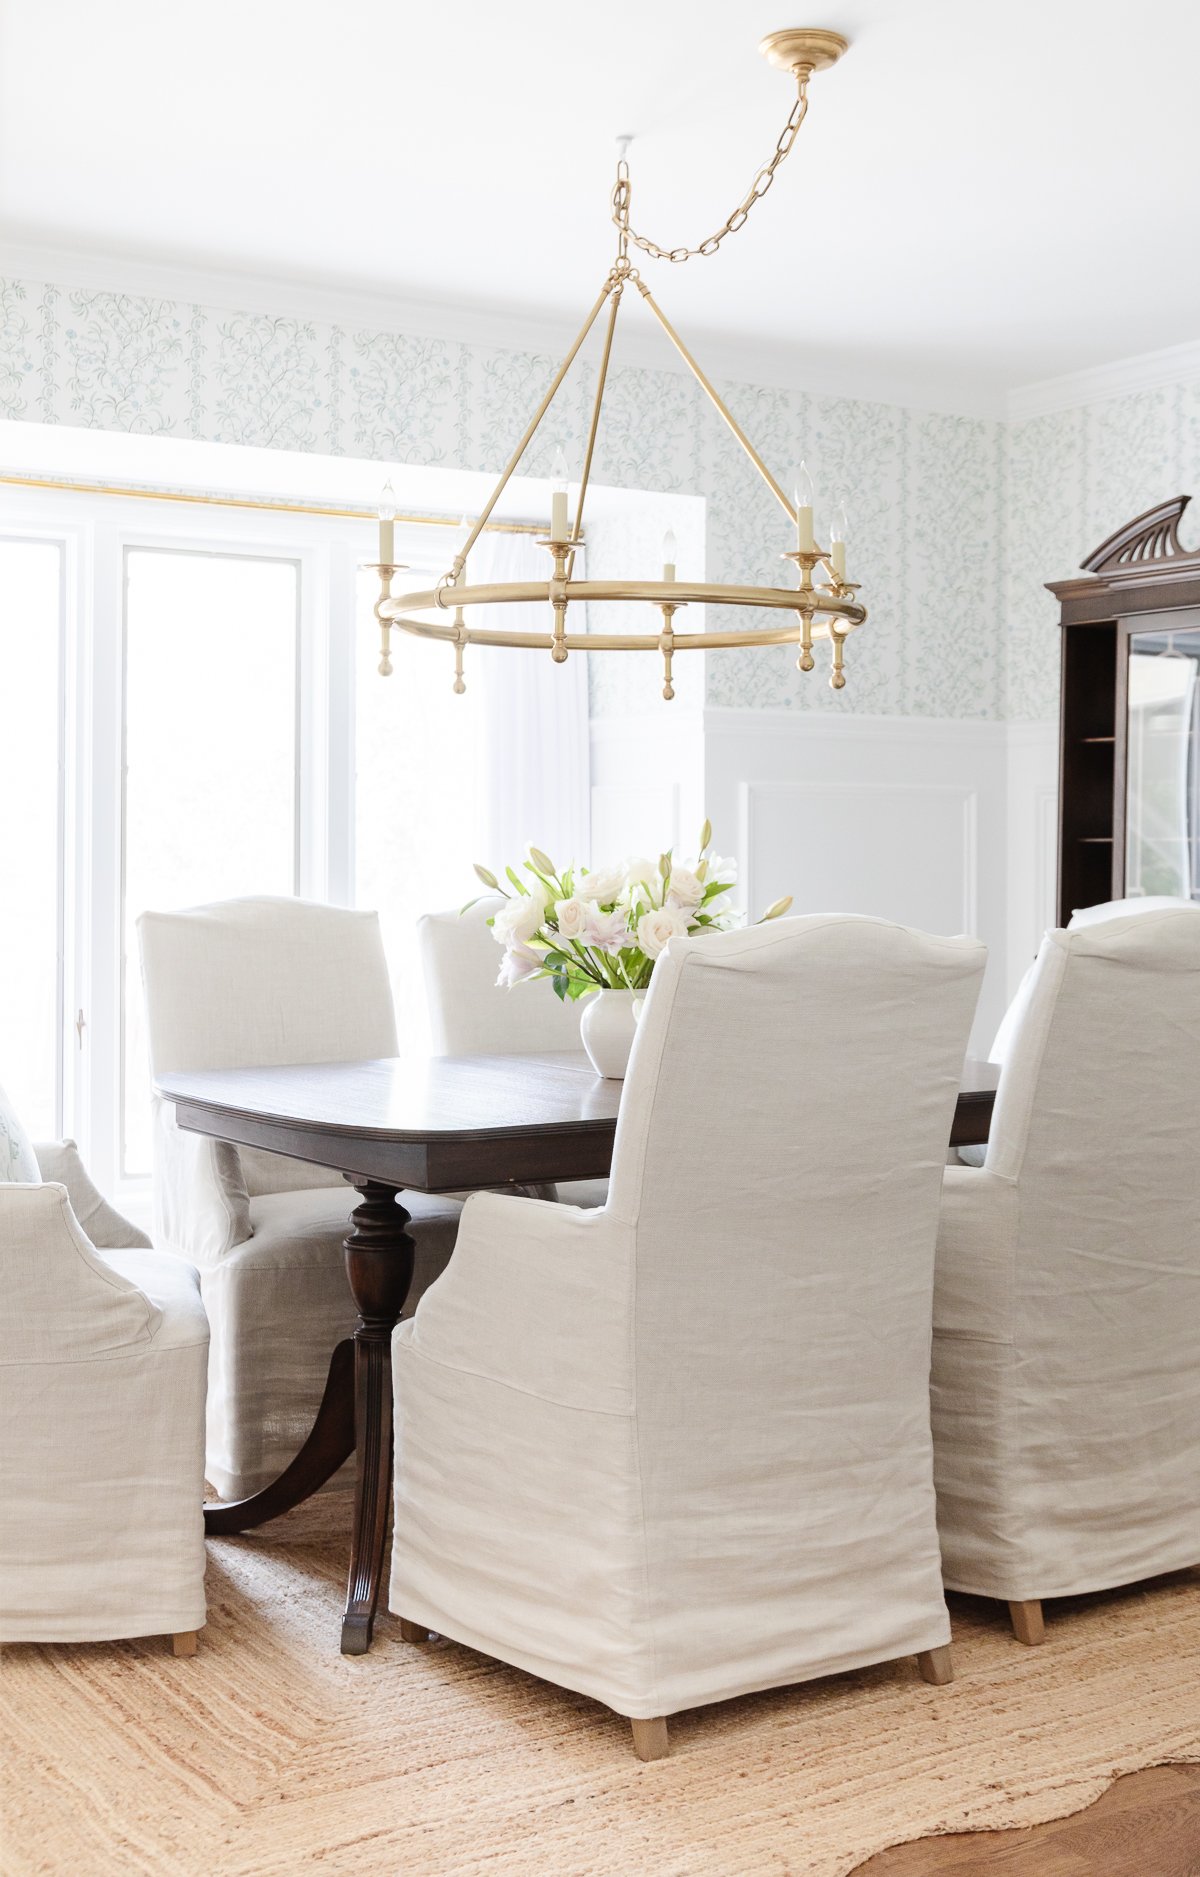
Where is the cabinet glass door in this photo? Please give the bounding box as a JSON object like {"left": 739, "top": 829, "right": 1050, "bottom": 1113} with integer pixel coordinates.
{"left": 1126, "top": 624, "right": 1200, "bottom": 900}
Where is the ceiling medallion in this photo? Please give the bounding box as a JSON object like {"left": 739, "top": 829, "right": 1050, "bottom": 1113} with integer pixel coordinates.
{"left": 371, "top": 27, "right": 866, "bottom": 699}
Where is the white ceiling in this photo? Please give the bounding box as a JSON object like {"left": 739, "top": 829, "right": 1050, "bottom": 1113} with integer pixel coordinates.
{"left": 2, "top": 0, "right": 1199, "bottom": 415}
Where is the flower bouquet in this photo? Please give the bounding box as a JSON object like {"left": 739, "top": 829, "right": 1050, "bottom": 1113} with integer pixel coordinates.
{"left": 468, "top": 820, "right": 792, "bottom": 1077}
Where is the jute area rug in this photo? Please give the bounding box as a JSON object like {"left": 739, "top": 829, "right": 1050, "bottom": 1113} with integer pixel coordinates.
{"left": 2, "top": 1497, "right": 1196, "bottom": 1877}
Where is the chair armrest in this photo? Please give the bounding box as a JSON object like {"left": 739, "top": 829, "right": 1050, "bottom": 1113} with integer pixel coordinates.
{"left": 0, "top": 1182, "right": 160, "bottom": 1362}
{"left": 933, "top": 1165, "right": 1017, "bottom": 1344}
{"left": 404, "top": 1188, "right": 633, "bottom": 1412}
{"left": 150, "top": 1096, "right": 251, "bottom": 1265}
{"left": 32, "top": 1141, "right": 151, "bottom": 1249}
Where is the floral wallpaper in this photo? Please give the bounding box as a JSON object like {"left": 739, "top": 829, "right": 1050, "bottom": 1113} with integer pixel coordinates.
{"left": 2, "top": 268, "right": 1195, "bottom": 724}
{"left": 1005, "top": 379, "right": 1200, "bottom": 721}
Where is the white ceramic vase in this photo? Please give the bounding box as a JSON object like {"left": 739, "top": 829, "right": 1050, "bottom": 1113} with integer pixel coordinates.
{"left": 580, "top": 988, "right": 643, "bottom": 1079}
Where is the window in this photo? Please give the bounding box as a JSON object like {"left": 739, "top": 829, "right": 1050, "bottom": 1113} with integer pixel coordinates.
{"left": 0, "top": 429, "right": 609, "bottom": 1213}
{"left": 121, "top": 549, "right": 301, "bottom": 1173}
{"left": 354, "top": 569, "right": 489, "bottom": 1046}
{"left": 0, "top": 537, "right": 63, "bottom": 1138}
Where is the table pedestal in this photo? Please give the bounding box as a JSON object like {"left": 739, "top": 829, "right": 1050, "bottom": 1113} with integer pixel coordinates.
{"left": 340, "top": 1179, "right": 414, "bottom": 1654}
{"left": 203, "top": 1178, "right": 414, "bottom": 1657}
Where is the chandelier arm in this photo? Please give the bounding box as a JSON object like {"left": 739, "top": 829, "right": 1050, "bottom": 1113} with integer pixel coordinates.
{"left": 566, "top": 282, "right": 624, "bottom": 583}
{"left": 635, "top": 280, "right": 796, "bottom": 527}
{"left": 447, "top": 279, "right": 615, "bottom": 584}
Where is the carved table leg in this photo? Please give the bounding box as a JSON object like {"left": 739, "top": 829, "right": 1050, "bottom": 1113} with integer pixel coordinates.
{"left": 205, "top": 1337, "right": 356, "bottom": 1535}
{"left": 340, "top": 1178, "right": 415, "bottom": 1656}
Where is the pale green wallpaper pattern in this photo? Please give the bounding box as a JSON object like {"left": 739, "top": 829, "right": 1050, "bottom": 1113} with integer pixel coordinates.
{"left": 1006, "top": 380, "right": 1200, "bottom": 721}
{"left": 4, "top": 272, "right": 1197, "bottom": 725}
{"left": 0, "top": 274, "right": 1005, "bottom": 720}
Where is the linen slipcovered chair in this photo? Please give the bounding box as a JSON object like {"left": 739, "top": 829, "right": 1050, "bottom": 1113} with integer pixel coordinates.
{"left": 418, "top": 897, "right": 606, "bottom": 1207}
{"left": 932, "top": 907, "right": 1200, "bottom": 1647}
{"left": 1, "top": 1141, "right": 207, "bottom": 1653}
{"left": 137, "top": 896, "right": 462, "bottom": 1504}
{"left": 955, "top": 895, "right": 1200, "bottom": 1167}
{"left": 391, "top": 915, "right": 986, "bottom": 1759}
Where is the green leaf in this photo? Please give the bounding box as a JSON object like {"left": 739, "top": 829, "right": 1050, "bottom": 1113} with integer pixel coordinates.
{"left": 505, "top": 866, "right": 528, "bottom": 895}
{"left": 458, "top": 894, "right": 487, "bottom": 916}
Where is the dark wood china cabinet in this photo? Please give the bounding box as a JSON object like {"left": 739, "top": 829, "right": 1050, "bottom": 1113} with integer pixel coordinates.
{"left": 1051, "top": 497, "right": 1200, "bottom": 925}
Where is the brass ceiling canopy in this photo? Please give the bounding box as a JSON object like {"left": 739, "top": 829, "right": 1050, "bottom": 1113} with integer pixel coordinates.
{"left": 371, "top": 27, "right": 866, "bottom": 700}
{"left": 758, "top": 28, "right": 849, "bottom": 75}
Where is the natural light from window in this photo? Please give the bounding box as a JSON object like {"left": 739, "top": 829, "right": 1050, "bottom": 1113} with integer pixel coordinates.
{"left": 122, "top": 548, "right": 299, "bottom": 1174}
{"left": 0, "top": 538, "right": 61, "bottom": 1138}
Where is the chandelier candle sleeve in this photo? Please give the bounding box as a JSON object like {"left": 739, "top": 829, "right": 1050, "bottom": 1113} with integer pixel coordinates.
{"left": 662, "top": 529, "right": 677, "bottom": 582}
{"left": 378, "top": 482, "right": 397, "bottom": 566}
{"left": 551, "top": 448, "right": 570, "bottom": 542}
{"left": 794, "top": 463, "right": 815, "bottom": 553}
{"left": 830, "top": 500, "right": 848, "bottom": 581}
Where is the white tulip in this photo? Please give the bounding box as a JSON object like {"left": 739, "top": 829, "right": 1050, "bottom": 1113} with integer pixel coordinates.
{"left": 577, "top": 864, "right": 626, "bottom": 905}
{"left": 636, "top": 906, "right": 689, "bottom": 959}
{"left": 623, "top": 857, "right": 659, "bottom": 894}
{"left": 491, "top": 885, "right": 549, "bottom": 947}
{"left": 554, "top": 896, "right": 590, "bottom": 940}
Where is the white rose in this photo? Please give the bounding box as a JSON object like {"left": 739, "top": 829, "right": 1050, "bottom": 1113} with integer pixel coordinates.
{"left": 491, "top": 886, "right": 549, "bottom": 947}
{"left": 496, "top": 942, "right": 543, "bottom": 988}
{"left": 554, "top": 895, "right": 590, "bottom": 940}
{"left": 577, "top": 864, "right": 626, "bottom": 905}
{"left": 636, "top": 906, "right": 689, "bottom": 960}
{"left": 665, "top": 864, "right": 704, "bottom": 910}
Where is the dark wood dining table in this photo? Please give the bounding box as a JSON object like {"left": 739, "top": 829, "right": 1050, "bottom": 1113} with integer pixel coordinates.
{"left": 158, "top": 1049, "right": 999, "bottom": 1656}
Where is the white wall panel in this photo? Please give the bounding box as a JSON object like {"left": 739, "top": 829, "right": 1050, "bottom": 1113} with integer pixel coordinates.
{"left": 704, "top": 709, "right": 1009, "bottom": 1054}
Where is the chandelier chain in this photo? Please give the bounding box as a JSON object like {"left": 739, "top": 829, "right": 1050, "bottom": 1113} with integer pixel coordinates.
{"left": 611, "top": 80, "right": 809, "bottom": 264}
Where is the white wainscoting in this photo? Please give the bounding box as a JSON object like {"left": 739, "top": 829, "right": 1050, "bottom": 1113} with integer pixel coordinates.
{"left": 590, "top": 707, "right": 1015, "bottom": 1054}
{"left": 1005, "top": 720, "right": 1059, "bottom": 989}
{"left": 705, "top": 711, "right": 1009, "bottom": 1053}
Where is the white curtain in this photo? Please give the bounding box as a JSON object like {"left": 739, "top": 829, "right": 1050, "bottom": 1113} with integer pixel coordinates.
{"left": 473, "top": 530, "right": 591, "bottom": 872}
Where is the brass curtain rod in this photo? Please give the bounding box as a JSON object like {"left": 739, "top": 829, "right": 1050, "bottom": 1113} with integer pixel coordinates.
{"left": 0, "top": 473, "right": 557, "bottom": 538}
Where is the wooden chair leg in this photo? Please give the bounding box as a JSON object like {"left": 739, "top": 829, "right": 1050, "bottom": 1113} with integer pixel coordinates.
{"left": 916, "top": 1644, "right": 954, "bottom": 1686}
{"left": 630, "top": 1716, "right": 670, "bottom": 1762}
{"left": 172, "top": 1631, "right": 199, "bottom": 1657}
{"left": 1009, "top": 1599, "right": 1045, "bottom": 1646}
{"left": 398, "top": 1618, "right": 432, "bottom": 1644}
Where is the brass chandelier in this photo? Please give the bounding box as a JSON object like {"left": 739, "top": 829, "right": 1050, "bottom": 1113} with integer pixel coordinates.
{"left": 371, "top": 27, "right": 866, "bottom": 701}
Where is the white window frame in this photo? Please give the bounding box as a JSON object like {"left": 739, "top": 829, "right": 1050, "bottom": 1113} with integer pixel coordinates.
{"left": 0, "top": 483, "right": 443, "bottom": 1211}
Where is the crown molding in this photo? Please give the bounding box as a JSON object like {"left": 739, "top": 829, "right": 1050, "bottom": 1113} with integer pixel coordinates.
{"left": 1007, "top": 336, "right": 1200, "bottom": 421}
{"left": 0, "top": 239, "right": 1006, "bottom": 421}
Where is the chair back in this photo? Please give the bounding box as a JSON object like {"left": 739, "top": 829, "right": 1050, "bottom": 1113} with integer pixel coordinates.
{"left": 606, "top": 915, "right": 985, "bottom": 1639}
{"left": 138, "top": 895, "right": 397, "bottom": 1197}
{"left": 418, "top": 898, "right": 583, "bottom": 1055}
{"left": 986, "top": 907, "right": 1200, "bottom": 1257}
